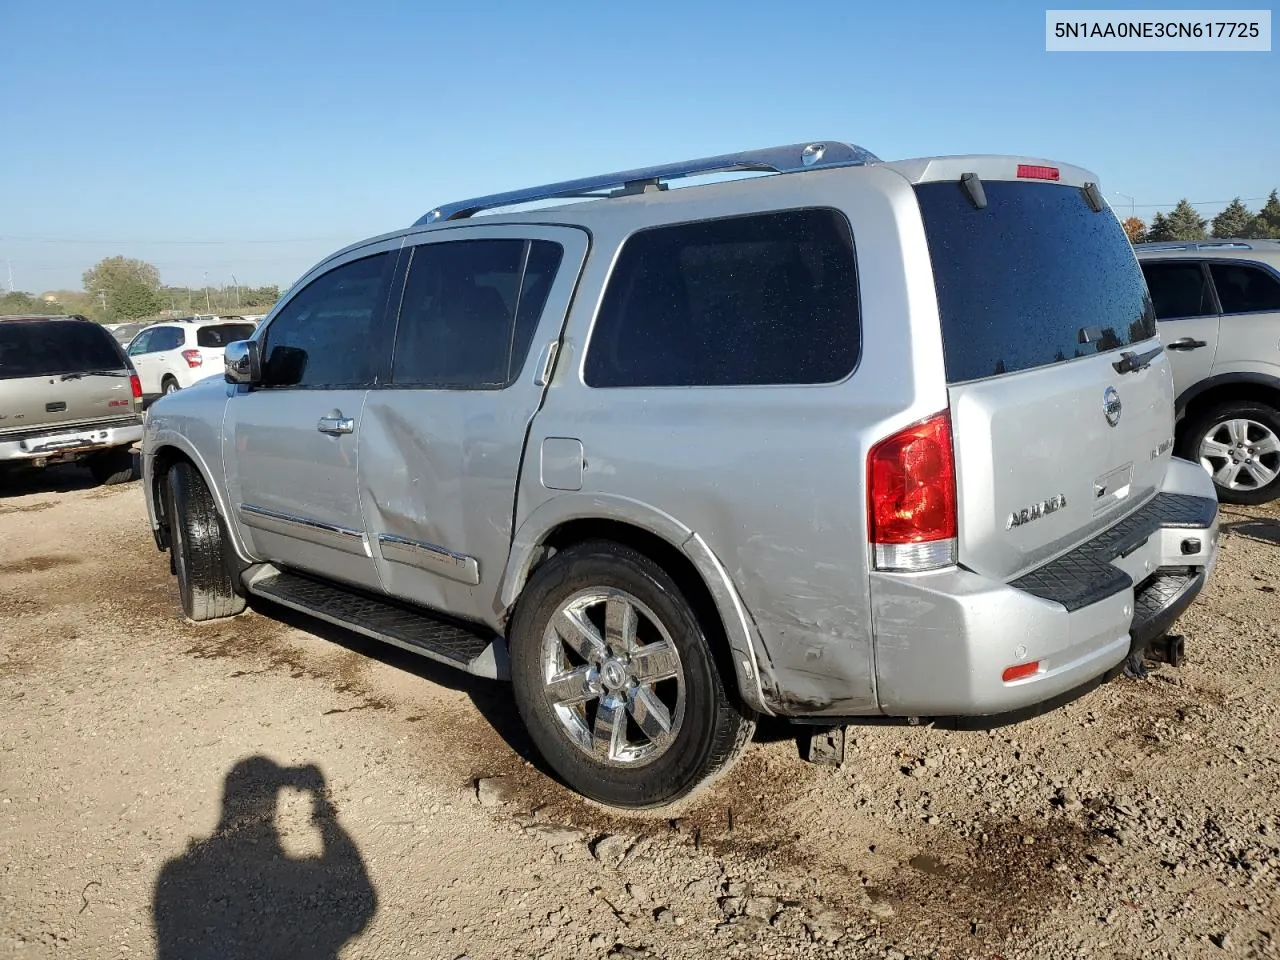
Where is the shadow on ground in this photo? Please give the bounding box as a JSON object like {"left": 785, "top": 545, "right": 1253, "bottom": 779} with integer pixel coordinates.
{"left": 0, "top": 451, "right": 142, "bottom": 499}
{"left": 152, "top": 755, "right": 377, "bottom": 960}
{"left": 1222, "top": 516, "right": 1280, "bottom": 546}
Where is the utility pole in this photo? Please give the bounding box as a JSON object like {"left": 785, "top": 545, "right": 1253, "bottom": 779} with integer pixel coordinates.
{"left": 230, "top": 274, "right": 239, "bottom": 308}
{"left": 5, "top": 258, "right": 12, "bottom": 293}
{"left": 203, "top": 271, "right": 211, "bottom": 312}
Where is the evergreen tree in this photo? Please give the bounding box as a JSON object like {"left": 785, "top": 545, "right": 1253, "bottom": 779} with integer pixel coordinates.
{"left": 1163, "top": 199, "right": 1208, "bottom": 241}
{"left": 1244, "top": 190, "right": 1280, "bottom": 239}
{"left": 1211, "top": 198, "right": 1254, "bottom": 239}
{"left": 1147, "top": 211, "right": 1173, "bottom": 242}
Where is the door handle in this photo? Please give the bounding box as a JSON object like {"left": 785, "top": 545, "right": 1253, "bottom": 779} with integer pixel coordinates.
{"left": 1167, "top": 337, "right": 1207, "bottom": 351}
{"left": 317, "top": 416, "right": 354, "bottom": 435}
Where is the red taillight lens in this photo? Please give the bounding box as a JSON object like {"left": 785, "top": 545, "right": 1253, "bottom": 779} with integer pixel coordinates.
{"left": 1017, "top": 164, "right": 1060, "bottom": 181}
{"left": 129, "top": 374, "right": 142, "bottom": 400}
{"left": 868, "top": 411, "right": 958, "bottom": 571}
{"left": 182, "top": 349, "right": 203, "bottom": 368}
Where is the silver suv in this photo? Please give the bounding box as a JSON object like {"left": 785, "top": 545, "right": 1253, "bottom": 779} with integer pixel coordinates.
{"left": 1136, "top": 239, "right": 1280, "bottom": 504}
{"left": 142, "top": 141, "right": 1220, "bottom": 808}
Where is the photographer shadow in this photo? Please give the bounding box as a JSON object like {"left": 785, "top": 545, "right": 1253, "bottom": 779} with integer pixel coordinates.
{"left": 152, "top": 755, "right": 377, "bottom": 960}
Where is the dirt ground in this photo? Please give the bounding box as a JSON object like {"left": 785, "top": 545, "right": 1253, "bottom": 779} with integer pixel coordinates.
{"left": 1, "top": 467, "right": 1278, "bottom": 960}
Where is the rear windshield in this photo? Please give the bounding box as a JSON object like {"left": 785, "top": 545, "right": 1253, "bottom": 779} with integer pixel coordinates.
{"left": 915, "top": 180, "right": 1156, "bottom": 384}
{"left": 196, "top": 323, "right": 256, "bottom": 348}
{"left": 0, "top": 320, "right": 127, "bottom": 380}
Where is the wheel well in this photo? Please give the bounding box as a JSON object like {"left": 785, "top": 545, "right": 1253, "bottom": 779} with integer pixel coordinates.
{"left": 1180, "top": 382, "right": 1280, "bottom": 434}
{"left": 533, "top": 518, "right": 747, "bottom": 711}
{"left": 150, "top": 446, "right": 196, "bottom": 550}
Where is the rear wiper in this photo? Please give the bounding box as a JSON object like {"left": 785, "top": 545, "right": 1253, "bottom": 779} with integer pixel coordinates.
{"left": 1112, "top": 345, "right": 1163, "bottom": 375}
{"left": 60, "top": 370, "right": 129, "bottom": 380}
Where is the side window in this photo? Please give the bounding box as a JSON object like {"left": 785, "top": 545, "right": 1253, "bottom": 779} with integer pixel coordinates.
{"left": 391, "top": 238, "right": 563, "bottom": 388}
{"left": 1140, "top": 262, "right": 1215, "bottom": 321}
{"left": 1209, "top": 263, "right": 1280, "bottom": 316}
{"left": 584, "top": 208, "right": 860, "bottom": 388}
{"left": 261, "top": 252, "right": 396, "bottom": 388}
{"left": 127, "top": 330, "right": 153, "bottom": 355}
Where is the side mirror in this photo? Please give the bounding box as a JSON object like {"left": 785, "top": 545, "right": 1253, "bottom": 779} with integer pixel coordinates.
{"left": 224, "top": 340, "right": 262, "bottom": 386}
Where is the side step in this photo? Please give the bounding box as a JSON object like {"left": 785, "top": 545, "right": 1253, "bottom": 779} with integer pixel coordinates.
{"left": 247, "top": 569, "right": 508, "bottom": 680}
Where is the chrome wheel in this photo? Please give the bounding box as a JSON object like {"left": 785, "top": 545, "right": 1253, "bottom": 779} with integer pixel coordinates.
{"left": 163, "top": 380, "right": 179, "bottom": 395}
{"left": 539, "top": 588, "right": 684, "bottom": 766}
{"left": 1199, "top": 418, "right": 1280, "bottom": 492}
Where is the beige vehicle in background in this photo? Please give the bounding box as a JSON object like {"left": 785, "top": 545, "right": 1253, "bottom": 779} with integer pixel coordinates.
{"left": 0, "top": 315, "right": 144, "bottom": 485}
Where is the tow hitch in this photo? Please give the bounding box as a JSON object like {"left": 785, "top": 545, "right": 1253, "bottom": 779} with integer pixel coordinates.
{"left": 1124, "top": 633, "right": 1186, "bottom": 678}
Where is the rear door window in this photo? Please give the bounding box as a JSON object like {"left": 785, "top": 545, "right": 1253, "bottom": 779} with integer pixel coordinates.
{"left": 1141, "top": 261, "right": 1217, "bottom": 320}
{"left": 196, "top": 323, "right": 256, "bottom": 348}
{"left": 0, "top": 320, "right": 128, "bottom": 380}
{"left": 915, "top": 181, "right": 1156, "bottom": 383}
{"left": 1209, "top": 263, "right": 1280, "bottom": 315}
{"left": 149, "top": 327, "right": 186, "bottom": 352}
{"left": 585, "top": 208, "right": 860, "bottom": 387}
{"left": 391, "top": 238, "right": 564, "bottom": 389}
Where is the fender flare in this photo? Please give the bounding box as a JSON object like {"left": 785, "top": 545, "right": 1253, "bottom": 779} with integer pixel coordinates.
{"left": 497, "top": 493, "right": 774, "bottom": 715}
{"left": 1176, "top": 371, "right": 1280, "bottom": 419}
{"left": 146, "top": 429, "right": 256, "bottom": 565}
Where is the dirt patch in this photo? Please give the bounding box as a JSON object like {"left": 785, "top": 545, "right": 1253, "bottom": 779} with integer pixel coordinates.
{"left": 0, "top": 553, "right": 80, "bottom": 574}
{"left": 0, "top": 501, "right": 55, "bottom": 516}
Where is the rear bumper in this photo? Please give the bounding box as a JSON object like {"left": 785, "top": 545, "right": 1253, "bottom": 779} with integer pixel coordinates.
{"left": 0, "top": 421, "right": 143, "bottom": 465}
{"left": 870, "top": 471, "right": 1218, "bottom": 717}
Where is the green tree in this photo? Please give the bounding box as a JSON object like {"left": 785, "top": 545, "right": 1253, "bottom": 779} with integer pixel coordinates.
{"left": 82, "top": 256, "right": 161, "bottom": 299}
{"left": 1211, "top": 198, "right": 1255, "bottom": 239}
{"left": 1162, "top": 199, "right": 1208, "bottom": 241}
{"left": 1147, "top": 211, "right": 1172, "bottom": 242}
{"left": 0, "top": 290, "right": 60, "bottom": 316}
{"left": 109, "top": 278, "right": 162, "bottom": 320}
{"left": 1244, "top": 190, "right": 1280, "bottom": 239}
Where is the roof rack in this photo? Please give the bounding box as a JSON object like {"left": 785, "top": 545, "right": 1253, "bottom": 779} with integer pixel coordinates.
{"left": 1138, "top": 239, "right": 1280, "bottom": 252}
{"left": 413, "top": 140, "right": 880, "bottom": 226}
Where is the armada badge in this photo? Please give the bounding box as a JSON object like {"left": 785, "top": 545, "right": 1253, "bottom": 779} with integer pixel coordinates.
{"left": 1006, "top": 493, "right": 1068, "bottom": 530}
{"left": 1103, "top": 386, "right": 1122, "bottom": 427}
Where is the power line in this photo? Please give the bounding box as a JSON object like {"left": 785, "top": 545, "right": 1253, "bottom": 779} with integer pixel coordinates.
{"left": 1124, "top": 195, "right": 1273, "bottom": 209}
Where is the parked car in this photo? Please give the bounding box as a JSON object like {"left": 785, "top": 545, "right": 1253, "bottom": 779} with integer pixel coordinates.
{"left": 109, "top": 321, "right": 152, "bottom": 347}
{"left": 0, "top": 314, "right": 143, "bottom": 484}
{"left": 142, "top": 141, "right": 1220, "bottom": 808}
{"left": 1136, "top": 239, "right": 1280, "bottom": 504}
{"left": 126, "top": 318, "right": 259, "bottom": 398}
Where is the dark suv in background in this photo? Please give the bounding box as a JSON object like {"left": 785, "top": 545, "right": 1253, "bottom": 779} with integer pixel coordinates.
{"left": 0, "top": 315, "right": 144, "bottom": 486}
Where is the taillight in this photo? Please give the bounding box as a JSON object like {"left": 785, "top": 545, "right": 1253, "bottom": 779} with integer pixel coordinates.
{"left": 182, "top": 349, "right": 203, "bottom": 368}
{"left": 129, "top": 374, "right": 142, "bottom": 400}
{"left": 867, "top": 411, "right": 958, "bottom": 572}
{"left": 1016, "top": 164, "right": 1060, "bottom": 181}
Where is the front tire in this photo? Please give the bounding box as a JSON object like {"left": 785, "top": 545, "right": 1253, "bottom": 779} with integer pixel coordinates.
{"left": 509, "top": 541, "right": 754, "bottom": 809}
{"left": 164, "top": 461, "right": 246, "bottom": 621}
{"left": 1179, "top": 400, "right": 1280, "bottom": 505}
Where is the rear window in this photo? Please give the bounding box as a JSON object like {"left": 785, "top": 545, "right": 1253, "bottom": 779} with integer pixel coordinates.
{"left": 915, "top": 180, "right": 1156, "bottom": 383}
{"left": 0, "top": 320, "right": 127, "bottom": 381}
{"left": 584, "top": 208, "right": 859, "bottom": 387}
{"left": 196, "top": 323, "right": 256, "bottom": 348}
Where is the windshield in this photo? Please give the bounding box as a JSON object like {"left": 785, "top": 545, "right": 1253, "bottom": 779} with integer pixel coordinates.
{"left": 196, "top": 323, "right": 256, "bottom": 347}
{"left": 915, "top": 180, "right": 1156, "bottom": 384}
{"left": 0, "top": 320, "right": 129, "bottom": 381}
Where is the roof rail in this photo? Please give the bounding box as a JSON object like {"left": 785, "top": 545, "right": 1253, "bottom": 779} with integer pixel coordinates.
{"left": 1137, "top": 239, "right": 1278, "bottom": 252}
{"left": 413, "top": 140, "right": 880, "bottom": 226}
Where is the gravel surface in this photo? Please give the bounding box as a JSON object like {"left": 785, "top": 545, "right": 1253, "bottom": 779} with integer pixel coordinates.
{"left": 1, "top": 467, "right": 1277, "bottom": 959}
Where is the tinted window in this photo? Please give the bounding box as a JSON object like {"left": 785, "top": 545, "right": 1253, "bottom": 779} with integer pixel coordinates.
{"left": 392, "top": 239, "right": 563, "bottom": 388}
{"left": 1141, "top": 262, "right": 1215, "bottom": 320}
{"left": 915, "top": 181, "right": 1156, "bottom": 383}
{"left": 149, "top": 327, "right": 186, "bottom": 351}
{"left": 585, "top": 209, "right": 859, "bottom": 388}
{"left": 0, "top": 320, "right": 127, "bottom": 380}
{"left": 1209, "top": 263, "right": 1280, "bottom": 315}
{"left": 262, "top": 252, "right": 395, "bottom": 388}
{"left": 197, "top": 323, "right": 256, "bottom": 348}
{"left": 126, "top": 329, "right": 153, "bottom": 356}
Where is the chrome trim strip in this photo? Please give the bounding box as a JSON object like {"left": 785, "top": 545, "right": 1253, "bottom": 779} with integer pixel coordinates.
{"left": 377, "top": 533, "right": 480, "bottom": 586}
{"left": 239, "top": 504, "right": 367, "bottom": 556}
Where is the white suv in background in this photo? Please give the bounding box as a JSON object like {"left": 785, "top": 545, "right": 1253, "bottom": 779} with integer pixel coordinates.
{"left": 127, "top": 319, "right": 258, "bottom": 398}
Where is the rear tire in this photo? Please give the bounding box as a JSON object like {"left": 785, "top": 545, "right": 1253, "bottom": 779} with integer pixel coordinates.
{"left": 88, "top": 447, "right": 137, "bottom": 486}
{"left": 161, "top": 377, "right": 180, "bottom": 396}
{"left": 509, "top": 540, "right": 754, "bottom": 809}
{"left": 1179, "top": 400, "right": 1280, "bottom": 505}
{"left": 164, "top": 461, "right": 246, "bottom": 621}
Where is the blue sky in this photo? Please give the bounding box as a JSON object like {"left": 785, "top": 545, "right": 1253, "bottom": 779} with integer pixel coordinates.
{"left": 1, "top": 0, "right": 1275, "bottom": 293}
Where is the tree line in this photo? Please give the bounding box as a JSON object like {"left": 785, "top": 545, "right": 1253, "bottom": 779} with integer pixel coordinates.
{"left": 1123, "top": 190, "right": 1280, "bottom": 244}
{"left": 0, "top": 255, "right": 280, "bottom": 322}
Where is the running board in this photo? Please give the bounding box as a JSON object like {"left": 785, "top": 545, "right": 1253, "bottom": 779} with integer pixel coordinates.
{"left": 246, "top": 569, "right": 508, "bottom": 680}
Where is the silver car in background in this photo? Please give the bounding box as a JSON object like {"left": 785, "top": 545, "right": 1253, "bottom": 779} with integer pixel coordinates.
{"left": 141, "top": 141, "right": 1220, "bottom": 808}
